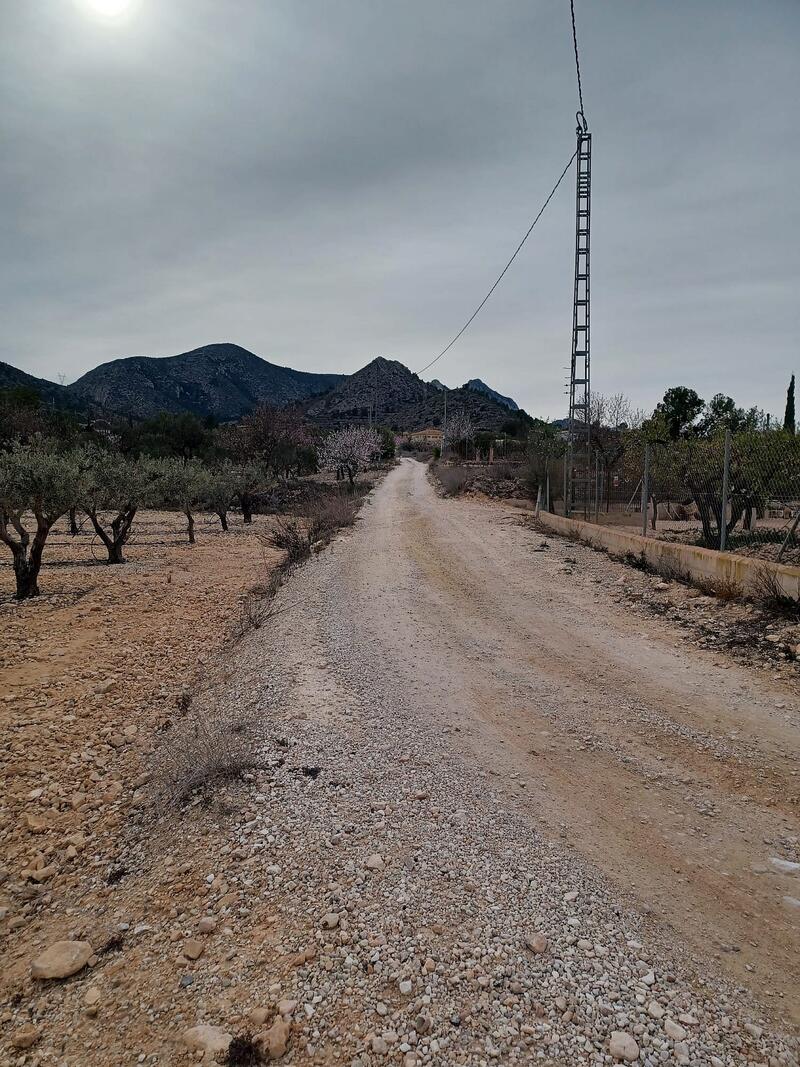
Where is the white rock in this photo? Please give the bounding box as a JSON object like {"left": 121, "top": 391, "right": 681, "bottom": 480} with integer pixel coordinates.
{"left": 182, "top": 1025, "right": 232, "bottom": 1057}
{"left": 31, "top": 941, "right": 92, "bottom": 980}
{"left": 365, "top": 853, "right": 385, "bottom": 870}
{"left": 609, "top": 1031, "right": 640, "bottom": 1062}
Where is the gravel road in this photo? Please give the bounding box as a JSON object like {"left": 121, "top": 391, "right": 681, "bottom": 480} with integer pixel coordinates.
{"left": 225, "top": 457, "right": 800, "bottom": 1066}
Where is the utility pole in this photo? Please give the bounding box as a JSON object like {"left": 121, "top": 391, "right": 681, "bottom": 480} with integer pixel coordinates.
{"left": 566, "top": 113, "right": 591, "bottom": 517}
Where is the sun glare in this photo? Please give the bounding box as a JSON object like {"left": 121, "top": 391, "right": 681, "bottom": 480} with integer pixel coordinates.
{"left": 82, "top": 0, "right": 134, "bottom": 19}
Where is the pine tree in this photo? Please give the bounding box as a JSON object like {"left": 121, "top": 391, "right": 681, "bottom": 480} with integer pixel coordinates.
{"left": 784, "top": 374, "right": 796, "bottom": 435}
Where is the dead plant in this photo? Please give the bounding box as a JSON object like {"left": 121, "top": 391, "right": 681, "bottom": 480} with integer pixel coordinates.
{"left": 748, "top": 565, "right": 800, "bottom": 616}
{"left": 149, "top": 700, "right": 262, "bottom": 807}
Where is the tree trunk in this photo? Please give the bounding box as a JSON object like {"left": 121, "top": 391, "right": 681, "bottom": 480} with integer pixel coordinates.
{"left": 12, "top": 522, "right": 49, "bottom": 600}
{"left": 216, "top": 509, "right": 228, "bottom": 531}
{"left": 87, "top": 507, "right": 136, "bottom": 564}
{"left": 185, "top": 509, "right": 195, "bottom": 544}
{"left": 650, "top": 495, "right": 658, "bottom": 531}
{"left": 241, "top": 493, "right": 253, "bottom": 524}
{"left": 69, "top": 507, "right": 79, "bottom": 536}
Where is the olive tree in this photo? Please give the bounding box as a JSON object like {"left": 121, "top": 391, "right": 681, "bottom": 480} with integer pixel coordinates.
{"left": 205, "top": 463, "right": 240, "bottom": 531}
{"left": 155, "top": 458, "right": 208, "bottom": 544}
{"left": 318, "top": 426, "right": 380, "bottom": 486}
{"left": 81, "top": 451, "right": 159, "bottom": 563}
{"left": 0, "top": 444, "right": 86, "bottom": 599}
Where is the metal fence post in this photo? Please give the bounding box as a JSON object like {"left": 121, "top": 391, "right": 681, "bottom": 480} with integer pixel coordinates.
{"left": 594, "top": 454, "right": 600, "bottom": 523}
{"left": 720, "top": 429, "right": 731, "bottom": 552}
{"left": 563, "top": 452, "right": 568, "bottom": 516}
{"left": 640, "top": 443, "right": 650, "bottom": 538}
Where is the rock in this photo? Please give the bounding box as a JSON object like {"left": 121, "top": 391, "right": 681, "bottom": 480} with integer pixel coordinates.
{"left": 744, "top": 1022, "right": 764, "bottom": 1039}
{"left": 664, "top": 1018, "right": 687, "bottom": 1041}
{"left": 321, "top": 912, "right": 340, "bottom": 930}
{"left": 249, "top": 1007, "right": 270, "bottom": 1026}
{"left": 31, "top": 940, "right": 92, "bottom": 979}
{"left": 770, "top": 857, "right": 800, "bottom": 875}
{"left": 11, "top": 1024, "right": 39, "bottom": 1050}
{"left": 609, "top": 1031, "right": 640, "bottom": 1062}
{"left": 197, "top": 916, "right": 217, "bottom": 934}
{"left": 263, "top": 1017, "right": 290, "bottom": 1059}
{"left": 525, "top": 932, "right": 548, "bottom": 954}
{"left": 647, "top": 1000, "right": 664, "bottom": 1019}
{"left": 183, "top": 938, "right": 204, "bottom": 960}
{"left": 277, "top": 999, "right": 298, "bottom": 1016}
{"left": 182, "top": 1025, "right": 232, "bottom": 1057}
{"left": 365, "top": 853, "right": 385, "bottom": 871}
{"left": 84, "top": 986, "right": 102, "bottom": 1016}
{"left": 399, "top": 979, "right": 413, "bottom": 995}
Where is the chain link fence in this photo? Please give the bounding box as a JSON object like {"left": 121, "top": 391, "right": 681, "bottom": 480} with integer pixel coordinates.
{"left": 529, "top": 430, "right": 800, "bottom": 565}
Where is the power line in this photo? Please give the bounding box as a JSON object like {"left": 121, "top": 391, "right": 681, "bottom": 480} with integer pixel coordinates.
{"left": 570, "top": 0, "right": 586, "bottom": 126}
{"left": 416, "top": 148, "right": 578, "bottom": 377}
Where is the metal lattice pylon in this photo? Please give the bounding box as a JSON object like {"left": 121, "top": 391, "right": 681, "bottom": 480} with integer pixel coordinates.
{"left": 567, "top": 118, "right": 591, "bottom": 516}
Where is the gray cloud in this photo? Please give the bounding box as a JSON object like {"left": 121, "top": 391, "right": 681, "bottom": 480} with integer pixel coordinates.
{"left": 1, "top": 0, "right": 798, "bottom": 418}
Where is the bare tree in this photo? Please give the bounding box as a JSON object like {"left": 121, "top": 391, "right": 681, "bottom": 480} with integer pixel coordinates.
{"left": 318, "top": 426, "right": 380, "bottom": 486}
{"left": 0, "top": 444, "right": 86, "bottom": 599}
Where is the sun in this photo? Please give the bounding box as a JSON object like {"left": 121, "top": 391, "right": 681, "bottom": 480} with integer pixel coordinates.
{"left": 81, "top": 0, "right": 134, "bottom": 18}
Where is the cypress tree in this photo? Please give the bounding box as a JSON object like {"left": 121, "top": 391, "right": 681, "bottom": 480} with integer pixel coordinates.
{"left": 784, "top": 374, "right": 796, "bottom": 434}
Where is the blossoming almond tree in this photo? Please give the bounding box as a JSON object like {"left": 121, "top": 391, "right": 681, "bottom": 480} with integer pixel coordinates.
{"left": 318, "top": 426, "right": 381, "bottom": 487}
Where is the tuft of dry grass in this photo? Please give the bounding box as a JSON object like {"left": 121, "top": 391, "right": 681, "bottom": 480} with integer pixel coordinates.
{"left": 225, "top": 1034, "right": 265, "bottom": 1066}
{"left": 694, "top": 576, "right": 743, "bottom": 601}
{"left": 149, "top": 700, "right": 262, "bottom": 807}
{"left": 748, "top": 565, "right": 800, "bottom": 616}
{"left": 431, "top": 463, "right": 472, "bottom": 497}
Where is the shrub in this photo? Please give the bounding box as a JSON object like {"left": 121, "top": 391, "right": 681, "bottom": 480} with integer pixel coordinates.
{"left": 265, "top": 515, "right": 312, "bottom": 565}
{"left": 431, "top": 463, "right": 472, "bottom": 497}
{"left": 149, "top": 700, "right": 262, "bottom": 806}
{"left": 307, "top": 494, "right": 358, "bottom": 541}
{"left": 749, "top": 565, "right": 800, "bottom": 616}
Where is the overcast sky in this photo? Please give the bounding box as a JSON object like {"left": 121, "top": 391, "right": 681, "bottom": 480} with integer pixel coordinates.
{"left": 1, "top": 1, "right": 798, "bottom": 419}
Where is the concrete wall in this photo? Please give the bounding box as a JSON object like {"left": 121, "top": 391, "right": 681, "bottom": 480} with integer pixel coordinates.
{"left": 535, "top": 510, "right": 800, "bottom": 601}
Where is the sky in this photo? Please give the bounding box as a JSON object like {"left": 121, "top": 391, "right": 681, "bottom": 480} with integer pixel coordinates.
{"left": 1, "top": 1, "right": 798, "bottom": 420}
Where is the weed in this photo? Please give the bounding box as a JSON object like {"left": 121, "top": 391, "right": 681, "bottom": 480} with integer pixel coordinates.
{"left": 694, "top": 576, "right": 743, "bottom": 601}
{"left": 149, "top": 701, "right": 263, "bottom": 808}
{"left": 225, "top": 1034, "right": 265, "bottom": 1066}
{"left": 431, "top": 464, "right": 472, "bottom": 497}
{"left": 749, "top": 565, "right": 800, "bottom": 616}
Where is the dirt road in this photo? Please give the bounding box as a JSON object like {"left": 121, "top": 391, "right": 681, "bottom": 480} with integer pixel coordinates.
{"left": 310, "top": 458, "right": 800, "bottom": 1025}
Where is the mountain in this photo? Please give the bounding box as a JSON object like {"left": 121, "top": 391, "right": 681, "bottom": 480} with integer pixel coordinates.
{"left": 1, "top": 347, "right": 527, "bottom": 431}
{"left": 463, "top": 378, "right": 519, "bottom": 412}
{"left": 0, "top": 361, "right": 77, "bottom": 410}
{"left": 305, "top": 356, "right": 431, "bottom": 426}
{"left": 305, "top": 356, "right": 526, "bottom": 432}
{"left": 428, "top": 379, "right": 447, "bottom": 392}
{"left": 66, "top": 343, "right": 343, "bottom": 420}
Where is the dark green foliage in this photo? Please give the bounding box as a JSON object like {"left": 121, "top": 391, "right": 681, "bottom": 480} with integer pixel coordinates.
{"left": 653, "top": 387, "right": 705, "bottom": 440}
{"left": 784, "top": 374, "right": 796, "bottom": 435}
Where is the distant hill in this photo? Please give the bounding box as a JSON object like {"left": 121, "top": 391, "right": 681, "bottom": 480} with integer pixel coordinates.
{"left": 0, "top": 361, "right": 77, "bottom": 410}
{"left": 67, "top": 343, "right": 343, "bottom": 420}
{"left": 305, "top": 356, "right": 526, "bottom": 432}
{"left": 0, "top": 347, "right": 528, "bottom": 431}
{"left": 463, "top": 378, "right": 519, "bottom": 411}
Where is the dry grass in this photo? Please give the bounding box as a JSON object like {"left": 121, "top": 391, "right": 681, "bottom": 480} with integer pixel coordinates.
{"left": 149, "top": 696, "right": 263, "bottom": 807}
{"left": 694, "top": 576, "right": 744, "bottom": 601}
{"left": 225, "top": 1034, "right": 265, "bottom": 1066}
{"left": 431, "top": 463, "right": 472, "bottom": 497}
{"left": 749, "top": 565, "right": 800, "bottom": 615}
